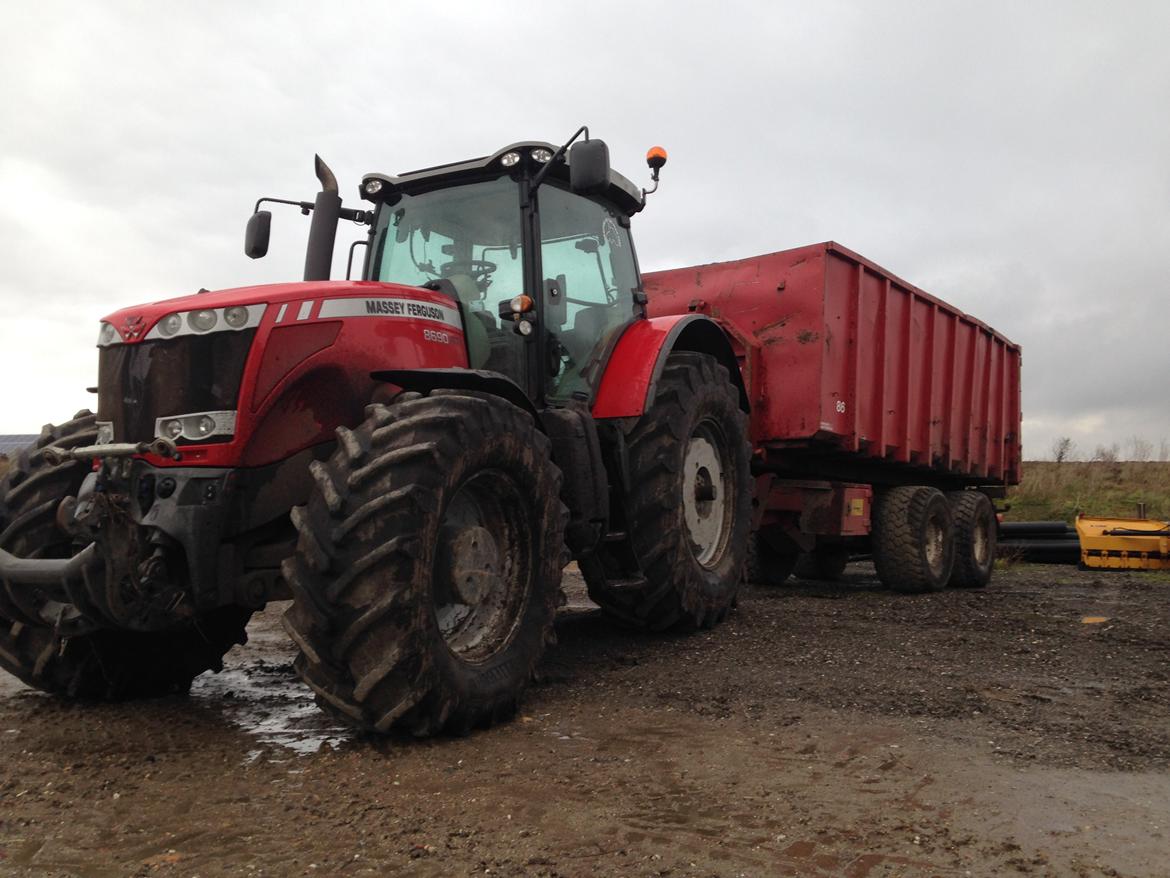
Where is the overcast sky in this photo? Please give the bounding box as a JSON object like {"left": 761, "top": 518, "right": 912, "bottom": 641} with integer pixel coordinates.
{"left": 2, "top": 1, "right": 1168, "bottom": 459}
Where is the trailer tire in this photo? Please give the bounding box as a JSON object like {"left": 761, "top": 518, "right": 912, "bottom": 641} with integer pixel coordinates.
{"left": 946, "top": 491, "right": 996, "bottom": 589}
{"left": 0, "top": 412, "right": 251, "bottom": 699}
{"left": 585, "top": 352, "right": 751, "bottom": 630}
{"left": 282, "top": 393, "right": 566, "bottom": 736}
{"left": 794, "top": 546, "right": 849, "bottom": 581}
{"left": 872, "top": 486, "right": 954, "bottom": 593}
{"left": 743, "top": 531, "right": 799, "bottom": 587}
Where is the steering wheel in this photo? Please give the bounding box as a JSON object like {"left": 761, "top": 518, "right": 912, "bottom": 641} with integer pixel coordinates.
{"left": 440, "top": 259, "right": 498, "bottom": 291}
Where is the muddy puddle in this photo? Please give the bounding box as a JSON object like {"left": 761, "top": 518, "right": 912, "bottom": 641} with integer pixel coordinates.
{"left": 189, "top": 658, "right": 352, "bottom": 758}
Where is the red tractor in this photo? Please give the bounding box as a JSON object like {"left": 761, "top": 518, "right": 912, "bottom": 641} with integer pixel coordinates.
{"left": 0, "top": 130, "right": 751, "bottom": 735}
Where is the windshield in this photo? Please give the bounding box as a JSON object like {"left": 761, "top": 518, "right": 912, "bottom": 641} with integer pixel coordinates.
{"left": 369, "top": 176, "right": 523, "bottom": 295}
{"left": 368, "top": 176, "right": 526, "bottom": 375}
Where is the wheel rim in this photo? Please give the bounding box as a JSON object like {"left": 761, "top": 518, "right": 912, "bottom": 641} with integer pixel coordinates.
{"left": 924, "top": 512, "right": 946, "bottom": 577}
{"left": 433, "top": 469, "right": 533, "bottom": 663}
{"left": 972, "top": 516, "right": 991, "bottom": 567}
{"left": 682, "top": 421, "right": 733, "bottom": 568}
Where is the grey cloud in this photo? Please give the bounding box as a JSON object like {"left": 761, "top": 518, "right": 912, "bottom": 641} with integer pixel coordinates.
{"left": 2, "top": 1, "right": 1168, "bottom": 460}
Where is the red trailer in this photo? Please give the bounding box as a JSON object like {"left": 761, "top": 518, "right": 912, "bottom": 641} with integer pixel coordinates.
{"left": 643, "top": 241, "right": 1022, "bottom": 592}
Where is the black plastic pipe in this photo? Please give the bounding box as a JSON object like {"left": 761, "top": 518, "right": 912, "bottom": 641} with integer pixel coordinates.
{"left": 999, "top": 521, "right": 1076, "bottom": 536}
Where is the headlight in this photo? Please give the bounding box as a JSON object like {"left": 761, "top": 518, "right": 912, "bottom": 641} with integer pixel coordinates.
{"left": 500, "top": 151, "right": 521, "bottom": 167}
{"left": 155, "top": 410, "right": 237, "bottom": 443}
{"left": 158, "top": 313, "right": 183, "bottom": 337}
{"left": 188, "top": 309, "right": 218, "bottom": 332}
{"left": 224, "top": 305, "right": 249, "bottom": 328}
{"left": 146, "top": 305, "right": 263, "bottom": 340}
{"left": 97, "top": 322, "right": 120, "bottom": 346}
{"left": 531, "top": 148, "right": 553, "bottom": 163}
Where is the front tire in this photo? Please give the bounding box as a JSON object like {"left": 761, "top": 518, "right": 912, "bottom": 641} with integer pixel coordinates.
{"left": 283, "top": 392, "right": 567, "bottom": 736}
{"left": 585, "top": 352, "right": 751, "bottom": 630}
{"left": 0, "top": 412, "right": 250, "bottom": 699}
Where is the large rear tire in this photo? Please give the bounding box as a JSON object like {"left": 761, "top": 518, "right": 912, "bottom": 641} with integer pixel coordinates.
{"left": 584, "top": 352, "right": 751, "bottom": 630}
{"left": 947, "top": 491, "right": 996, "bottom": 589}
{"left": 282, "top": 392, "right": 567, "bottom": 736}
{"left": 0, "top": 412, "right": 250, "bottom": 699}
{"left": 743, "top": 531, "right": 799, "bottom": 587}
{"left": 872, "top": 486, "right": 955, "bottom": 593}
{"left": 794, "top": 545, "right": 849, "bottom": 581}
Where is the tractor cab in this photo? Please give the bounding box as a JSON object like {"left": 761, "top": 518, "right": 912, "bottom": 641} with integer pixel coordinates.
{"left": 357, "top": 137, "right": 648, "bottom": 405}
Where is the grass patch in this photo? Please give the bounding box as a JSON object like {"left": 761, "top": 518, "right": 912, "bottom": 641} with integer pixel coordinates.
{"left": 1007, "top": 461, "right": 1170, "bottom": 523}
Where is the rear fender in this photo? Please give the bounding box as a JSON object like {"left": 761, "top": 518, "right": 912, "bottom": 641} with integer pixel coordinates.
{"left": 591, "top": 315, "right": 747, "bottom": 419}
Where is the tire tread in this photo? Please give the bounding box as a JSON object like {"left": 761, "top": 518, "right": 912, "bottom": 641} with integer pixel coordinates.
{"left": 283, "top": 393, "right": 566, "bottom": 736}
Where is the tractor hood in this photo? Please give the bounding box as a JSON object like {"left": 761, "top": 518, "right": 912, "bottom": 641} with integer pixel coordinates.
{"left": 93, "top": 277, "right": 468, "bottom": 467}
{"left": 99, "top": 280, "right": 442, "bottom": 345}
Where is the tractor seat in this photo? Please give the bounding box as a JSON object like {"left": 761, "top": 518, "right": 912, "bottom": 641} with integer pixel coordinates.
{"left": 567, "top": 304, "right": 620, "bottom": 354}
{"left": 444, "top": 274, "right": 493, "bottom": 369}
{"left": 557, "top": 304, "right": 618, "bottom": 377}
{"left": 572, "top": 304, "right": 614, "bottom": 343}
{"left": 445, "top": 274, "right": 481, "bottom": 310}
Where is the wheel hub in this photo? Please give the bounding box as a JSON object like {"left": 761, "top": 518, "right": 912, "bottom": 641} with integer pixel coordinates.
{"left": 973, "top": 519, "right": 990, "bottom": 566}
{"left": 432, "top": 471, "right": 531, "bottom": 662}
{"left": 438, "top": 525, "right": 501, "bottom": 607}
{"left": 682, "top": 424, "right": 731, "bottom": 567}
{"left": 925, "top": 516, "right": 946, "bottom": 576}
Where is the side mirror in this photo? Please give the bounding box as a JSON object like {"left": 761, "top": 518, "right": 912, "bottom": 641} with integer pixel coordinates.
{"left": 245, "top": 210, "right": 272, "bottom": 259}
{"left": 569, "top": 139, "right": 610, "bottom": 195}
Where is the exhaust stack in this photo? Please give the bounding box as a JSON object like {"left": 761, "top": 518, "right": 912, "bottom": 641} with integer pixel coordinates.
{"left": 303, "top": 154, "right": 342, "bottom": 282}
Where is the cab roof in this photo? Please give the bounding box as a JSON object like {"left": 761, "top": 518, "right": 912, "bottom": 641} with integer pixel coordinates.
{"left": 360, "top": 140, "right": 646, "bottom": 216}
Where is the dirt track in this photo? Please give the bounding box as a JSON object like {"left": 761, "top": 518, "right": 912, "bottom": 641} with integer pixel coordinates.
{"left": 1, "top": 563, "right": 1168, "bottom": 877}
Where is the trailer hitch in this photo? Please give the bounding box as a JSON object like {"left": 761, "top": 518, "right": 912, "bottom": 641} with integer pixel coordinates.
{"left": 42, "top": 436, "right": 180, "bottom": 466}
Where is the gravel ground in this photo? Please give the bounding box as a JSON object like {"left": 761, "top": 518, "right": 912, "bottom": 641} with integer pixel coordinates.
{"left": 0, "top": 562, "right": 1167, "bottom": 877}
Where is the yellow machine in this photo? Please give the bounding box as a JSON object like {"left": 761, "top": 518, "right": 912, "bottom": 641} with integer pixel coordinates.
{"left": 1075, "top": 514, "right": 1170, "bottom": 570}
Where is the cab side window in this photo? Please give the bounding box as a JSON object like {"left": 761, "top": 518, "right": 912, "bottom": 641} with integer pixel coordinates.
{"left": 539, "top": 186, "right": 638, "bottom": 400}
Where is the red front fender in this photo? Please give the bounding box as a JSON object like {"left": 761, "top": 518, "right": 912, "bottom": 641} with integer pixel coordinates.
{"left": 591, "top": 314, "right": 747, "bottom": 419}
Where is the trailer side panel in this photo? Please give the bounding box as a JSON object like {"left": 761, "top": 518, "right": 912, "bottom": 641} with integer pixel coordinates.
{"left": 644, "top": 241, "right": 1022, "bottom": 486}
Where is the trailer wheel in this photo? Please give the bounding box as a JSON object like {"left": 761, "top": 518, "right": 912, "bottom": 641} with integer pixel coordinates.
{"left": 872, "top": 486, "right": 954, "bottom": 593}
{"left": 946, "top": 491, "right": 996, "bottom": 588}
{"left": 0, "top": 412, "right": 251, "bottom": 699}
{"left": 794, "top": 546, "right": 849, "bottom": 581}
{"left": 283, "top": 392, "right": 566, "bottom": 736}
{"left": 743, "top": 531, "right": 799, "bottom": 586}
{"left": 585, "top": 352, "right": 751, "bottom": 629}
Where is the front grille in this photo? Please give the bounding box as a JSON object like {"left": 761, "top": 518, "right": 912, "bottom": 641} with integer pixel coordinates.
{"left": 98, "top": 330, "right": 256, "bottom": 443}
